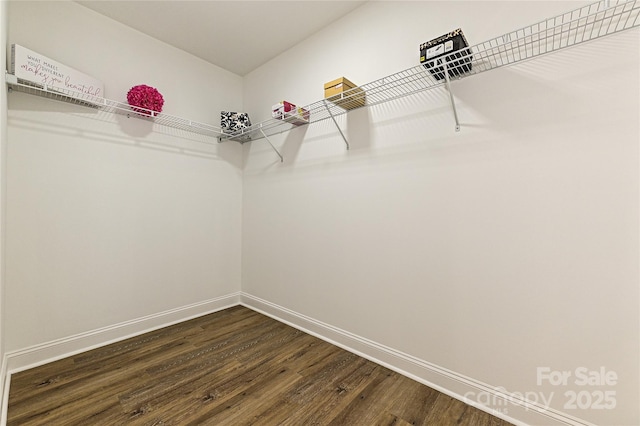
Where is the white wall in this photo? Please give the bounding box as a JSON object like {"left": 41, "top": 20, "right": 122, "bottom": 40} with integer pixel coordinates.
{"left": 242, "top": 2, "right": 639, "bottom": 425}
{"left": 3, "top": 1, "right": 638, "bottom": 425}
{"left": 1, "top": 0, "right": 9, "bottom": 404}
{"left": 5, "top": 1, "right": 243, "bottom": 356}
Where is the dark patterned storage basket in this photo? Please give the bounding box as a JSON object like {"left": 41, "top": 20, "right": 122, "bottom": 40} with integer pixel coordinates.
{"left": 420, "top": 28, "right": 473, "bottom": 81}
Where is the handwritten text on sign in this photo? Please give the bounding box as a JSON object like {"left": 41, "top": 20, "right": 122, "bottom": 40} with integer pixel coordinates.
{"left": 11, "top": 44, "right": 104, "bottom": 97}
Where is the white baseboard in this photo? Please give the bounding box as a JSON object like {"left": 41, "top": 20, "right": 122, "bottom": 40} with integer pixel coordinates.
{"left": 240, "top": 292, "right": 593, "bottom": 426}
{"left": 1, "top": 291, "right": 593, "bottom": 426}
{"left": 4, "top": 292, "right": 240, "bottom": 375}
{"left": 0, "top": 292, "right": 241, "bottom": 426}
{"left": 0, "top": 355, "right": 8, "bottom": 426}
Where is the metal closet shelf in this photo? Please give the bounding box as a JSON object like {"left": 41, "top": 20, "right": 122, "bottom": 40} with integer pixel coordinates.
{"left": 5, "top": 0, "right": 639, "bottom": 161}
{"left": 219, "top": 0, "right": 640, "bottom": 161}
{"left": 5, "top": 74, "right": 226, "bottom": 139}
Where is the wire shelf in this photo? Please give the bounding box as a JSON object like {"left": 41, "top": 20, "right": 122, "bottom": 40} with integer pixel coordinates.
{"left": 5, "top": 75, "right": 226, "bottom": 139}
{"left": 221, "top": 0, "right": 640, "bottom": 143}
{"left": 5, "top": 0, "right": 639, "bottom": 147}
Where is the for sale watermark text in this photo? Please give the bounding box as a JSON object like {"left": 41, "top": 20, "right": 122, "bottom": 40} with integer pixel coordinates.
{"left": 537, "top": 367, "right": 617, "bottom": 410}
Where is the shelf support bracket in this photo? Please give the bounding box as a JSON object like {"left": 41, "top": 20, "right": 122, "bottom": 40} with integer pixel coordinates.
{"left": 259, "top": 127, "right": 284, "bottom": 163}
{"left": 323, "top": 100, "right": 350, "bottom": 150}
{"left": 443, "top": 61, "right": 461, "bottom": 132}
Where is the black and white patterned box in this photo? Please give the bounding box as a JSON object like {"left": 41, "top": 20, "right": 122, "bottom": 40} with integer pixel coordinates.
{"left": 221, "top": 111, "right": 252, "bottom": 134}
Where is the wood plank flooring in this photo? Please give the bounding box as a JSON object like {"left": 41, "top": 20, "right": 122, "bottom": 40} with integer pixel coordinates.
{"left": 8, "top": 306, "right": 512, "bottom": 425}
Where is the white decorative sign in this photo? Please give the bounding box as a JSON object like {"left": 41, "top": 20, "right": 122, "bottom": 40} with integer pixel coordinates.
{"left": 11, "top": 44, "right": 104, "bottom": 97}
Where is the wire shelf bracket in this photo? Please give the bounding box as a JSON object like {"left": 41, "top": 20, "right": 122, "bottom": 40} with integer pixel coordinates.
{"left": 442, "top": 62, "right": 461, "bottom": 132}
{"left": 323, "top": 99, "right": 350, "bottom": 150}
{"left": 259, "top": 126, "right": 283, "bottom": 162}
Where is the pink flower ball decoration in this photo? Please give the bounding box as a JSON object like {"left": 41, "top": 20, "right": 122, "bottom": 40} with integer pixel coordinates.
{"left": 126, "top": 84, "right": 164, "bottom": 116}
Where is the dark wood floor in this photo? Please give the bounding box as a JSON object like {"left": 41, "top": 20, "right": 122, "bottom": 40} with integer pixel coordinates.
{"left": 8, "top": 306, "right": 512, "bottom": 425}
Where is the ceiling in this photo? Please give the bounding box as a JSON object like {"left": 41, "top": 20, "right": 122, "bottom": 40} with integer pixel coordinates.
{"left": 76, "top": 1, "right": 367, "bottom": 76}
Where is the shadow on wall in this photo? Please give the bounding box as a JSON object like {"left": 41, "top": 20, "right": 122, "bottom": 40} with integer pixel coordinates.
{"left": 346, "top": 106, "right": 371, "bottom": 151}
{"left": 7, "top": 91, "right": 242, "bottom": 166}
{"left": 240, "top": 105, "right": 373, "bottom": 170}
{"left": 454, "top": 65, "right": 580, "bottom": 134}
{"left": 242, "top": 31, "right": 639, "bottom": 171}
{"left": 281, "top": 124, "right": 309, "bottom": 163}
{"left": 454, "top": 32, "right": 639, "bottom": 135}
{"left": 240, "top": 124, "right": 311, "bottom": 172}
